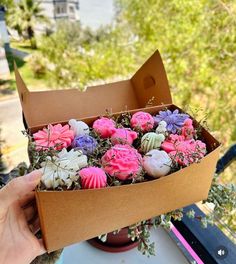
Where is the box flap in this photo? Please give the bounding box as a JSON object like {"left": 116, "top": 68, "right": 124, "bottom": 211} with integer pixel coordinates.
{"left": 131, "top": 50, "right": 172, "bottom": 106}
{"left": 14, "top": 49, "right": 172, "bottom": 128}
{"left": 14, "top": 64, "right": 139, "bottom": 128}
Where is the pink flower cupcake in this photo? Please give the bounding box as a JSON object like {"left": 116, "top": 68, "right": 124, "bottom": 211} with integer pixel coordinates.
{"left": 101, "top": 144, "right": 142, "bottom": 180}
{"left": 33, "top": 124, "right": 74, "bottom": 150}
{"left": 79, "top": 167, "right": 107, "bottom": 189}
{"left": 131, "top": 111, "right": 154, "bottom": 132}
{"left": 162, "top": 134, "right": 206, "bottom": 166}
{"left": 181, "top": 118, "right": 195, "bottom": 140}
{"left": 92, "top": 117, "right": 116, "bottom": 138}
{"left": 111, "top": 128, "right": 137, "bottom": 145}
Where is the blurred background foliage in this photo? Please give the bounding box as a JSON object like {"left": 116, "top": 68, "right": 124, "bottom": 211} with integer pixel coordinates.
{"left": 37, "top": 0, "right": 236, "bottom": 175}
{"left": 5, "top": 0, "right": 236, "bottom": 180}
{"left": 4, "top": 0, "right": 236, "bottom": 239}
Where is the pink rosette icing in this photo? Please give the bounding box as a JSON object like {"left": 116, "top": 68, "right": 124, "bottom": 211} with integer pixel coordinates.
{"left": 161, "top": 134, "right": 185, "bottom": 153}
{"left": 161, "top": 134, "right": 206, "bottom": 166}
{"left": 92, "top": 117, "right": 116, "bottom": 138}
{"left": 130, "top": 111, "right": 154, "bottom": 132}
{"left": 181, "top": 118, "right": 195, "bottom": 139}
{"left": 79, "top": 167, "right": 107, "bottom": 189}
{"left": 101, "top": 144, "right": 142, "bottom": 180}
{"left": 33, "top": 124, "right": 74, "bottom": 150}
{"left": 111, "top": 128, "right": 138, "bottom": 145}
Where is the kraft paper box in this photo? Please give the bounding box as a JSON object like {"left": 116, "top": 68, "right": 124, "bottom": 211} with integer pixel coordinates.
{"left": 14, "top": 50, "right": 220, "bottom": 252}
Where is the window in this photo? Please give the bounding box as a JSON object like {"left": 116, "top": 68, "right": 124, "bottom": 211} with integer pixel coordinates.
{"left": 55, "top": 3, "right": 67, "bottom": 15}
{"left": 69, "top": 6, "right": 74, "bottom": 13}
{"left": 56, "top": 6, "right": 60, "bottom": 14}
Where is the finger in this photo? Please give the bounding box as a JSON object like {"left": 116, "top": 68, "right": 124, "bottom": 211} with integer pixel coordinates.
{"left": 29, "top": 217, "right": 40, "bottom": 234}
{"left": 19, "top": 192, "right": 35, "bottom": 208}
{"left": 24, "top": 205, "right": 36, "bottom": 222}
{"left": 0, "top": 170, "right": 42, "bottom": 214}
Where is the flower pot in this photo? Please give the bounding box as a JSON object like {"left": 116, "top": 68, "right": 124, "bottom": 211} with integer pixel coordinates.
{"left": 87, "top": 227, "right": 139, "bottom": 253}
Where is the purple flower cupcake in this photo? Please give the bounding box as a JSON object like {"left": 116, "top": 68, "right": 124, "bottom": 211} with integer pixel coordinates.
{"left": 72, "top": 135, "right": 98, "bottom": 155}
{"left": 154, "top": 109, "right": 189, "bottom": 134}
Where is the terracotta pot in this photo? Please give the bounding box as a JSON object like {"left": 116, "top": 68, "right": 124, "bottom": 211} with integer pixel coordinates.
{"left": 87, "top": 227, "right": 139, "bottom": 253}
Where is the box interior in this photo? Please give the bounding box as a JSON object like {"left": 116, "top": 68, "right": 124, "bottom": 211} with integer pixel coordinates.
{"left": 29, "top": 104, "right": 219, "bottom": 154}
{"left": 14, "top": 50, "right": 172, "bottom": 129}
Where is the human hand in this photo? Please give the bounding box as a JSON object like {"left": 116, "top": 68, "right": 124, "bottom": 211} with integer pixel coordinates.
{"left": 0, "top": 170, "right": 46, "bottom": 264}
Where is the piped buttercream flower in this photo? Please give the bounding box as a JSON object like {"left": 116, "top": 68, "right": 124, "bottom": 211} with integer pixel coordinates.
{"left": 181, "top": 118, "right": 195, "bottom": 139}
{"left": 69, "top": 119, "right": 90, "bottom": 136}
{"left": 161, "top": 134, "right": 206, "bottom": 166}
{"left": 92, "top": 117, "right": 116, "bottom": 138}
{"left": 155, "top": 120, "right": 167, "bottom": 135}
{"left": 111, "top": 128, "right": 137, "bottom": 145}
{"left": 72, "top": 135, "right": 98, "bottom": 155}
{"left": 143, "top": 149, "right": 172, "bottom": 178}
{"left": 33, "top": 124, "right": 74, "bottom": 151}
{"left": 141, "top": 132, "right": 165, "bottom": 153}
{"left": 154, "top": 109, "right": 189, "bottom": 134}
{"left": 40, "top": 148, "right": 87, "bottom": 189}
{"left": 101, "top": 144, "right": 142, "bottom": 180}
{"left": 131, "top": 111, "right": 154, "bottom": 132}
{"left": 79, "top": 167, "right": 107, "bottom": 189}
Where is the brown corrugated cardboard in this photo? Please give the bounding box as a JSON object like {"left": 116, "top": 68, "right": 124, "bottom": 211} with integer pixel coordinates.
{"left": 15, "top": 50, "right": 172, "bottom": 129}
{"left": 15, "top": 50, "right": 220, "bottom": 252}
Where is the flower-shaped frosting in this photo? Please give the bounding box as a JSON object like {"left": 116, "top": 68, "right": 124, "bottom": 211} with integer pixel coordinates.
{"left": 111, "top": 128, "right": 137, "bottom": 145}
{"left": 40, "top": 148, "right": 87, "bottom": 189}
{"left": 181, "top": 118, "right": 195, "bottom": 139}
{"left": 130, "top": 111, "right": 154, "bottom": 132}
{"left": 33, "top": 124, "right": 74, "bottom": 150}
{"left": 161, "top": 134, "right": 206, "bottom": 166}
{"left": 141, "top": 132, "right": 165, "bottom": 153}
{"left": 143, "top": 149, "right": 172, "bottom": 178}
{"left": 101, "top": 144, "right": 142, "bottom": 180}
{"left": 69, "top": 119, "right": 90, "bottom": 136}
{"left": 72, "top": 135, "right": 97, "bottom": 155}
{"left": 155, "top": 120, "right": 167, "bottom": 135}
{"left": 92, "top": 117, "right": 116, "bottom": 138}
{"left": 79, "top": 167, "right": 107, "bottom": 189}
{"left": 154, "top": 109, "right": 189, "bottom": 134}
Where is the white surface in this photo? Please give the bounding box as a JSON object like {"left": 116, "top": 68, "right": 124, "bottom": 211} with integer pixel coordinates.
{"left": 62, "top": 228, "right": 189, "bottom": 264}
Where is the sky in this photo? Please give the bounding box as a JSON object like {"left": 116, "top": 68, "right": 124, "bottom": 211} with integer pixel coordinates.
{"left": 79, "top": 0, "right": 115, "bottom": 30}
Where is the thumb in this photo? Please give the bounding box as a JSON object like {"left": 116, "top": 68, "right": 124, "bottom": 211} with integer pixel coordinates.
{"left": 0, "top": 170, "right": 42, "bottom": 213}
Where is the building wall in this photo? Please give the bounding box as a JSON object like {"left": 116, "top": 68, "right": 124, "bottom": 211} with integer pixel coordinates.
{"left": 0, "top": 9, "right": 10, "bottom": 51}
{"left": 35, "top": 0, "right": 79, "bottom": 34}
{"left": 67, "top": 0, "right": 80, "bottom": 21}
{"left": 0, "top": 9, "right": 10, "bottom": 79}
{"left": 40, "top": 0, "right": 79, "bottom": 22}
{"left": 40, "top": 1, "right": 56, "bottom": 21}
{"left": 0, "top": 46, "right": 10, "bottom": 79}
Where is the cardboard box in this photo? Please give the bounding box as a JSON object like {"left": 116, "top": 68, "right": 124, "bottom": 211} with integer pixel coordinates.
{"left": 14, "top": 50, "right": 220, "bottom": 252}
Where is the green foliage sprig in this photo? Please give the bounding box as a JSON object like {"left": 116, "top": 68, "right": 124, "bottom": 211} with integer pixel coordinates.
{"left": 97, "top": 173, "right": 236, "bottom": 256}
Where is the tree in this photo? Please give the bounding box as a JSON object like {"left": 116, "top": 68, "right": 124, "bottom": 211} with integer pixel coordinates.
{"left": 39, "top": 21, "right": 135, "bottom": 88}
{"left": 7, "top": 0, "right": 48, "bottom": 48}
{"left": 0, "top": 0, "right": 14, "bottom": 10}
{"left": 39, "top": 0, "right": 236, "bottom": 151}
{"left": 116, "top": 0, "right": 236, "bottom": 142}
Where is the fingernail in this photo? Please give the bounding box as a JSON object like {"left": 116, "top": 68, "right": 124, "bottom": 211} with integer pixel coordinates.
{"left": 26, "top": 171, "right": 42, "bottom": 183}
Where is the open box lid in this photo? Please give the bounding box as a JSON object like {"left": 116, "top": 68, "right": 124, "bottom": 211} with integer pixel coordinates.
{"left": 14, "top": 50, "right": 172, "bottom": 128}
